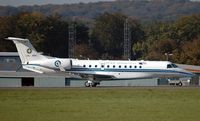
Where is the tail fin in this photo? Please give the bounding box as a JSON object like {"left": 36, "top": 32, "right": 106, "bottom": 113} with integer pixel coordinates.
{"left": 6, "top": 37, "right": 46, "bottom": 64}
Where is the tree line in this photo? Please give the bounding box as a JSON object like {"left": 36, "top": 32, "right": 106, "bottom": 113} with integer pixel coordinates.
{"left": 1, "top": 0, "right": 200, "bottom": 22}
{"left": 0, "top": 12, "right": 200, "bottom": 65}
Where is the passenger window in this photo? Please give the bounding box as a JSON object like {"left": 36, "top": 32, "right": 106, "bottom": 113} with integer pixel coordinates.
{"left": 119, "top": 65, "right": 121, "bottom": 68}
{"left": 107, "top": 65, "right": 110, "bottom": 68}
{"left": 139, "top": 66, "right": 142, "bottom": 68}
{"left": 83, "top": 65, "right": 86, "bottom": 67}
{"left": 95, "top": 65, "right": 97, "bottom": 68}
{"left": 129, "top": 66, "right": 132, "bottom": 68}
{"left": 167, "top": 64, "right": 172, "bottom": 68}
{"left": 113, "top": 65, "right": 115, "bottom": 68}
{"left": 124, "top": 65, "right": 127, "bottom": 68}
{"left": 134, "top": 66, "right": 137, "bottom": 68}
{"left": 89, "top": 65, "right": 92, "bottom": 68}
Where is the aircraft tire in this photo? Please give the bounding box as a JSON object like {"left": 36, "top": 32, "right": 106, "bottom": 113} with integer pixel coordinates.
{"left": 92, "top": 83, "right": 97, "bottom": 87}
{"left": 178, "top": 82, "right": 183, "bottom": 87}
{"left": 85, "top": 81, "right": 91, "bottom": 87}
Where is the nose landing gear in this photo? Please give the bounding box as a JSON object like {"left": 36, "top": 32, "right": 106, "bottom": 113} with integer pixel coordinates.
{"left": 85, "top": 80, "right": 100, "bottom": 87}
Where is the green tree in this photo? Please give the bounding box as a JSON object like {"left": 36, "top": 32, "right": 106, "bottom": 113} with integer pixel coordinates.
{"left": 75, "top": 44, "right": 99, "bottom": 59}
{"left": 91, "top": 12, "right": 144, "bottom": 59}
{"left": 146, "top": 39, "right": 176, "bottom": 60}
{"left": 0, "top": 16, "right": 17, "bottom": 51}
{"left": 178, "top": 38, "right": 200, "bottom": 65}
{"left": 91, "top": 13, "right": 125, "bottom": 59}
{"left": 137, "top": 22, "right": 172, "bottom": 60}
{"left": 0, "top": 12, "right": 90, "bottom": 58}
{"left": 169, "top": 14, "right": 200, "bottom": 43}
{"left": 14, "top": 12, "right": 46, "bottom": 50}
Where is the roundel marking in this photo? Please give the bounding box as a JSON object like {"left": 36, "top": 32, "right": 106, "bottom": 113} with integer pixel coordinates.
{"left": 27, "top": 48, "right": 32, "bottom": 54}
{"left": 55, "top": 60, "right": 61, "bottom": 67}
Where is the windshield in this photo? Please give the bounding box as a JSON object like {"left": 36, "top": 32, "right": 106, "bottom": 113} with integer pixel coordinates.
{"left": 172, "top": 64, "right": 178, "bottom": 68}
{"left": 167, "top": 64, "right": 173, "bottom": 68}
{"left": 167, "top": 64, "right": 178, "bottom": 68}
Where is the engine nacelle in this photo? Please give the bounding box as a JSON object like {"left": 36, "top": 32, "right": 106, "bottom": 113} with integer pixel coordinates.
{"left": 30, "top": 58, "right": 72, "bottom": 70}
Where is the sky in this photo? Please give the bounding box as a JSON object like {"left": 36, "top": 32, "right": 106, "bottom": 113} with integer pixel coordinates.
{"left": 0, "top": 0, "right": 200, "bottom": 7}
{"left": 0, "top": 0, "right": 115, "bottom": 6}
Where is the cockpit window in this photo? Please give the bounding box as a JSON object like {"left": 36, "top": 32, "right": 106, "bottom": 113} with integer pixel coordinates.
{"left": 167, "top": 64, "right": 178, "bottom": 68}
{"left": 167, "top": 64, "right": 173, "bottom": 68}
{"left": 172, "top": 64, "right": 178, "bottom": 68}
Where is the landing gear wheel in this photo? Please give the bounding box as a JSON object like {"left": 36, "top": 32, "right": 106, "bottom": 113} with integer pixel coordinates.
{"left": 85, "top": 81, "right": 100, "bottom": 87}
{"left": 178, "top": 82, "right": 183, "bottom": 87}
{"left": 92, "top": 83, "right": 97, "bottom": 87}
{"left": 85, "top": 81, "right": 91, "bottom": 87}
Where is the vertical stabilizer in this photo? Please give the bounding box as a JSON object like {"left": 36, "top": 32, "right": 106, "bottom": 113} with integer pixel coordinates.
{"left": 6, "top": 37, "right": 45, "bottom": 64}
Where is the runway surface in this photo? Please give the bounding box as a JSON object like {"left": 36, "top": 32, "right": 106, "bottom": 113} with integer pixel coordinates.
{"left": 0, "top": 85, "right": 199, "bottom": 90}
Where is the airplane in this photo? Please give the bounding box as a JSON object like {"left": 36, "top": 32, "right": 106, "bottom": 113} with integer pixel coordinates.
{"left": 6, "top": 37, "right": 194, "bottom": 87}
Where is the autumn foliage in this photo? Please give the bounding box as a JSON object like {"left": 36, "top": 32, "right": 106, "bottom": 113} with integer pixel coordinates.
{"left": 0, "top": 12, "right": 200, "bottom": 65}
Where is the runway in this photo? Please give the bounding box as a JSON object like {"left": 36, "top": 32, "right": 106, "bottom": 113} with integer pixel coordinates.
{"left": 0, "top": 85, "right": 199, "bottom": 90}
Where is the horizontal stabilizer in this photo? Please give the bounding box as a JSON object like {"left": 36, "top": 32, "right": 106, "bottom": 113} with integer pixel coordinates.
{"left": 23, "top": 65, "right": 44, "bottom": 74}
{"left": 6, "top": 37, "right": 29, "bottom": 42}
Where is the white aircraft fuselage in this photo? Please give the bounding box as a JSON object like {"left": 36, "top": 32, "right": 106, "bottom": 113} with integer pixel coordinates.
{"left": 25, "top": 58, "right": 193, "bottom": 79}
{"left": 6, "top": 37, "right": 194, "bottom": 87}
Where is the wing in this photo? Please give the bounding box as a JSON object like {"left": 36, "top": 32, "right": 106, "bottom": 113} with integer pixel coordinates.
{"left": 78, "top": 73, "right": 115, "bottom": 81}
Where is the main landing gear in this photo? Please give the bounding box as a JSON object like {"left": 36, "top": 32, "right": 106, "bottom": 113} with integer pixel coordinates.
{"left": 85, "top": 80, "right": 100, "bottom": 87}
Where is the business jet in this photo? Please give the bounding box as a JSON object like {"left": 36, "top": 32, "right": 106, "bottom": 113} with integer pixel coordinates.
{"left": 6, "top": 37, "right": 194, "bottom": 87}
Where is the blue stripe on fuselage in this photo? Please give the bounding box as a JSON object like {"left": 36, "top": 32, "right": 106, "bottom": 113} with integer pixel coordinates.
{"left": 69, "top": 68, "right": 193, "bottom": 77}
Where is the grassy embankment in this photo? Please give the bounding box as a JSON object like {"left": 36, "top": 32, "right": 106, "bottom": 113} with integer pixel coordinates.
{"left": 0, "top": 88, "right": 200, "bottom": 121}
